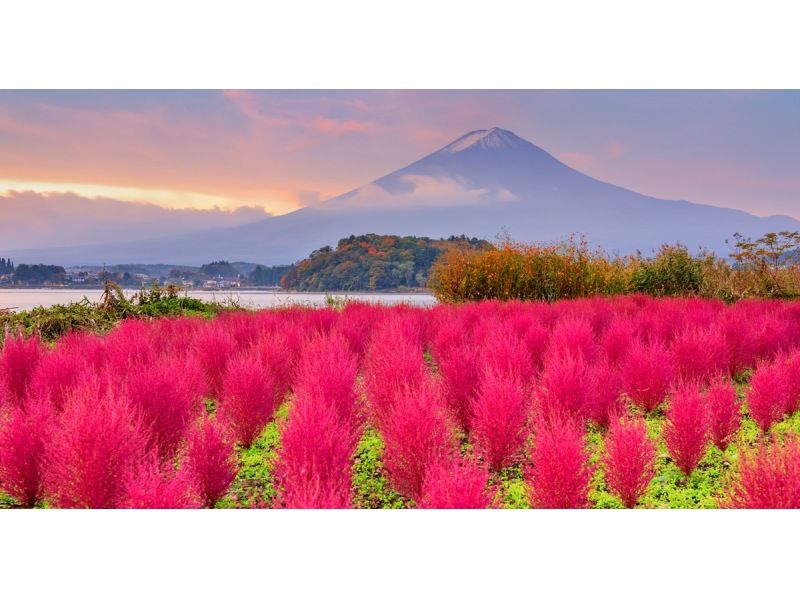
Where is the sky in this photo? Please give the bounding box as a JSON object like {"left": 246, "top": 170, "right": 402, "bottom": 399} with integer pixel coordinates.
{"left": 0, "top": 90, "right": 798, "bottom": 218}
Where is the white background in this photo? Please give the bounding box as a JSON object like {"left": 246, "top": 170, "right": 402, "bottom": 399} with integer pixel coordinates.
{"left": 2, "top": 1, "right": 799, "bottom": 596}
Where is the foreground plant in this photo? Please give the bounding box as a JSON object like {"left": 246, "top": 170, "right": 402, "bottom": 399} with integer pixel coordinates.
{"left": 526, "top": 412, "right": 593, "bottom": 509}
{"left": 603, "top": 415, "right": 656, "bottom": 508}
{"left": 0, "top": 396, "right": 52, "bottom": 507}
{"left": 182, "top": 417, "right": 237, "bottom": 508}
{"left": 417, "top": 456, "right": 492, "bottom": 509}
{"left": 722, "top": 435, "right": 800, "bottom": 509}
{"left": 663, "top": 386, "right": 709, "bottom": 477}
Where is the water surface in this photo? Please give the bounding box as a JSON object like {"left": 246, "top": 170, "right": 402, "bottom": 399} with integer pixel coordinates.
{"left": 0, "top": 288, "right": 437, "bottom": 312}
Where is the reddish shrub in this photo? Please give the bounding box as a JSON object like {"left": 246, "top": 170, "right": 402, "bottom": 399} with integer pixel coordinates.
{"left": 663, "top": 385, "right": 709, "bottom": 476}
{"left": 381, "top": 379, "right": 454, "bottom": 502}
{"left": 44, "top": 382, "right": 148, "bottom": 508}
{"left": 599, "top": 316, "right": 636, "bottom": 367}
{"left": 603, "top": 416, "right": 656, "bottom": 508}
{"left": 293, "top": 333, "right": 360, "bottom": 427}
{"left": 0, "top": 396, "right": 53, "bottom": 507}
{"left": 121, "top": 456, "right": 201, "bottom": 509}
{"left": 547, "top": 317, "right": 597, "bottom": 364}
{"left": 275, "top": 398, "right": 357, "bottom": 508}
{"left": 124, "top": 358, "right": 205, "bottom": 460}
{"left": 621, "top": 340, "right": 674, "bottom": 412}
{"left": 192, "top": 324, "right": 237, "bottom": 398}
{"left": 672, "top": 326, "right": 729, "bottom": 384}
{"left": 182, "top": 417, "right": 237, "bottom": 508}
{"left": 587, "top": 360, "right": 624, "bottom": 427}
{"left": 218, "top": 352, "right": 279, "bottom": 447}
{"left": 778, "top": 351, "right": 800, "bottom": 415}
{"left": 526, "top": 412, "right": 593, "bottom": 509}
{"left": 254, "top": 332, "right": 294, "bottom": 401}
{"left": 0, "top": 332, "right": 44, "bottom": 407}
{"left": 705, "top": 378, "right": 742, "bottom": 450}
{"left": 470, "top": 368, "right": 529, "bottom": 471}
{"left": 722, "top": 435, "right": 800, "bottom": 508}
{"left": 29, "top": 348, "right": 89, "bottom": 411}
{"left": 537, "top": 352, "right": 591, "bottom": 419}
{"left": 364, "top": 325, "right": 426, "bottom": 425}
{"left": 476, "top": 321, "right": 535, "bottom": 384}
{"left": 747, "top": 362, "right": 788, "bottom": 433}
{"left": 417, "top": 456, "right": 492, "bottom": 509}
{"left": 437, "top": 343, "right": 480, "bottom": 432}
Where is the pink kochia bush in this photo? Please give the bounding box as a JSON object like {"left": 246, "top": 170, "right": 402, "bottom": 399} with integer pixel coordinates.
{"left": 603, "top": 416, "right": 656, "bottom": 508}
{"left": 470, "top": 368, "right": 529, "bottom": 471}
{"left": 722, "top": 435, "right": 800, "bottom": 508}
{"left": 381, "top": 379, "right": 453, "bottom": 502}
{"left": 663, "top": 386, "right": 709, "bottom": 476}
{"left": 275, "top": 333, "right": 360, "bottom": 508}
{"left": 621, "top": 340, "right": 674, "bottom": 412}
{"left": 0, "top": 396, "right": 53, "bottom": 507}
{"left": 705, "top": 378, "right": 742, "bottom": 450}
{"left": 526, "top": 412, "right": 593, "bottom": 509}
{"left": 121, "top": 456, "right": 201, "bottom": 509}
{"left": 537, "top": 352, "right": 591, "bottom": 419}
{"left": 124, "top": 357, "right": 205, "bottom": 460}
{"left": 0, "top": 332, "right": 44, "bottom": 407}
{"left": 747, "top": 362, "right": 788, "bottom": 433}
{"left": 417, "top": 456, "right": 492, "bottom": 509}
{"left": 44, "top": 382, "right": 148, "bottom": 508}
{"left": 182, "top": 417, "right": 237, "bottom": 508}
{"left": 219, "top": 352, "right": 279, "bottom": 448}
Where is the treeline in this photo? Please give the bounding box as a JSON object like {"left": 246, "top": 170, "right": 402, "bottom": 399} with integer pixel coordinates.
{"left": 0, "top": 261, "right": 67, "bottom": 284}
{"left": 429, "top": 232, "right": 800, "bottom": 303}
{"left": 281, "top": 234, "right": 492, "bottom": 291}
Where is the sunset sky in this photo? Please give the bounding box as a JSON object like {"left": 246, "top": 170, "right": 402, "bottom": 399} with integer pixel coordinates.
{"left": 0, "top": 89, "right": 797, "bottom": 218}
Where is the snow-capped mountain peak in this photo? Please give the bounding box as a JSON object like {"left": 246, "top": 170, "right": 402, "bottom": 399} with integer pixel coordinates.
{"left": 439, "top": 127, "right": 527, "bottom": 154}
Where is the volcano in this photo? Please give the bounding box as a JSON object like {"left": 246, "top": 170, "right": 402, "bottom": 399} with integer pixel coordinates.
{"left": 7, "top": 127, "right": 798, "bottom": 265}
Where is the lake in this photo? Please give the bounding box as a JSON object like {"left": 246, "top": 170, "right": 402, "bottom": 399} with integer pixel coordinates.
{"left": 0, "top": 288, "right": 437, "bottom": 312}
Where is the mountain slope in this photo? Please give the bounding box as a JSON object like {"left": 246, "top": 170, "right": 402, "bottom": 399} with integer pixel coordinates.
{"left": 6, "top": 128, "right": 798, "bottom": 266}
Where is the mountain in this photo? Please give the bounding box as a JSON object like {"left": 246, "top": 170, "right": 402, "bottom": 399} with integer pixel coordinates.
{"left": 0, "top": 191, "right": 269, "bottom": 251}
{"left": 5, "top": 128, "right": 799, "bottom": 266}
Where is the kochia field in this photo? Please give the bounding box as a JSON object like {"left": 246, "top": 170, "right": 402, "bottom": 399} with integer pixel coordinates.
{"left": 1, "top": 296, "right": 800, "bottom": 509}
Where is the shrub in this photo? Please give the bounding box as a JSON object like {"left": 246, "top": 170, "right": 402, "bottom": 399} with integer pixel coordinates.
{"left": 587, "top": 360, "right": 624, "bottom": 427}
{"left": 364, "top": 324, "right": 427, "bottom": 425}
{"left": 0, "top": 332, "right": 44, "bottom": 407}
{"left": 470, "top": 368, "right": 529, "bottom": 472}
{"left": 603, "top": 416, "right": 656, "bottom": 508}
{"left": 599, "top": 316, "right": 637, "bottom": 367}
{"left": 629, "top": 244, "right": 705, "bottom": 297}
{"left": 705, "top": 378, "right": 742, "bottom": 450}
{"left": 417, "top": 456, "right": 492, "bottom": 509}
{"left": 436, "top": 343, "right": 480, "bottom": 432}
{"left": 672, "top": 326, "right": 730, "bottom": 384}
{"left": 29, "top": 347, "right": 89, "bottom": 411}
{"left": 254, "top": 331, "right": 294, "bottom": 401}
{"left": 182, "top": 417, "right": 237, "bottom": 508}
{"left": 663, "top": 386, "right": 709, "bottom": 476}
{"left": 747, "top": 362, "right": 788, "bottom": 433}
{"left": 0, "top": 396, "right": 53, "bottom": 507}
{"left": 192, "top": 324, "right": 237, "bottom": 398}
{"left": 275, "top": 333, "right": 361, "bottom": 509}
{"left": 722, "top": 435, "right": 800, "bottom": 508}
{"left": 621, "top": 340, "right": 674, "bottom": 412}
{"left": 275, "top": 399, "right": 359, "bottom": 509}
{"left": 121, "top": 456, "right": 201, "bottom": 509}
{"left": 381, "top": 379, "right": 454, "bottom": 502}
{"left": 218, "top": 352, "right": 279, "bottom": 448}
{"left": 44, "top": 382, "right": 147, "bottom": 508}
{"left": 526, "top": 412, "right": 593, "bottom": 508}
{"left": 547, "top": 317, "right": 597, "bottom": 364}
{"left": 124, "top": 357, "right": 205, "bottom": 460}
{"left": 537, "top": 352, "right": 591, "bottom": 419}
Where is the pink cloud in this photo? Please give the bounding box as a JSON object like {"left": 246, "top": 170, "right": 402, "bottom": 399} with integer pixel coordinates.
{"left": 558, "top": 151, "right": 594, "bottom": 170}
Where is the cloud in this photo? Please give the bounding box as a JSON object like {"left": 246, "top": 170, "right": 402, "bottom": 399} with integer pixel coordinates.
{"left": 0, "top": 190, "right": 269, "bottom": 251}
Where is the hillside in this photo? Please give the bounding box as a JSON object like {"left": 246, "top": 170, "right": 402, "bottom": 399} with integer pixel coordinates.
{"left": 280, "top": 234, "right": 490, "bottom": 291}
